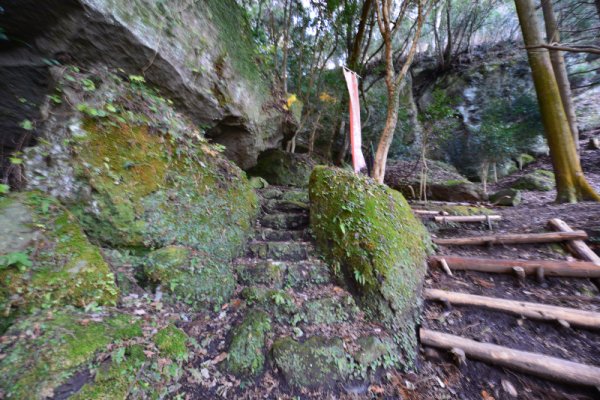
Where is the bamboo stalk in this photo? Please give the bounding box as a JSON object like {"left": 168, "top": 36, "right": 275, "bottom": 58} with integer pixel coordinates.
{"left": 428, "top": 255, "right": 600, "bottom": 278}
{"left": 425, "top": 288, "right": 600, "bottom": 329}
{"left": 434, "top": 231, "right": 587, "bottom": 246}
{"left": 420, "top": 329, "right": 600, "bottom": 386}
{"left": 434, "top": 215, "right": 502, "bottom": 223}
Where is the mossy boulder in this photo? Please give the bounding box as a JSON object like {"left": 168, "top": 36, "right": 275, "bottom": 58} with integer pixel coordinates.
{"left": 0, "top": 193, "right": 118, "bottom": 328}
{"left": 511, "top": 169, "right": 555, "bottom": 191}
{"left": 0, "top": 309, "right": 142, "bottom": 399}
{"left": 490, "top": 188, "right": 522, "bottom": 206}
{"left": 309, "top": 166, "right": 431, "bottom": 366}
{"left": 23, "top": 67, "right": 259, "bottom": 267}
{"left": 247, "top": 149, "right": 316, "bottom": 187}
{"left": 225, "top": 310, "right": 272, "bottom": 377}
{"left": 143, "top": 246, "right": 235, "bottom": 310}
{"left": 271, "top": 336, "right": 351, "bottom": 388}
{"left": 154, "top": 324, "right": 189, "bottom": 361}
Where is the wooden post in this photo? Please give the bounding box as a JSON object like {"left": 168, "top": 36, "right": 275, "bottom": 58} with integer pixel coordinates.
{"left": 425, "top": 288, "right": 600, "bottom": 329}
{"left": 428, "top": 256, "right": 600, "bottom": 278}
{"left": 433, "top": 231, "right": 587, "bottom": 246}
{"left": 420, "top": 329, "right": 600, "bottom": 386}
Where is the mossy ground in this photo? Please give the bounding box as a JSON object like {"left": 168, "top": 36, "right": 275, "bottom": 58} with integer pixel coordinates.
{"left": 0, "top": 309, "right": 141, "bottom": 399}
{"left": 309, "top": 166, "right": 431, "bottom": 366}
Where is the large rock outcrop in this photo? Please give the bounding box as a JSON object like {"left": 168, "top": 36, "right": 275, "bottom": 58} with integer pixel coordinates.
{"left": 309, "top": 166, "right": 431, "bottom": 366}
{"left": 0, "top": 0, "right": 289, "bottom": 170}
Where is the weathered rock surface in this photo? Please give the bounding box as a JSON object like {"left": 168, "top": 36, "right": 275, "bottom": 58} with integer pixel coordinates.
{"left": 0, "top": 0, "right": 290, "bottom": 169}
{"left": 248, "top": 149, "right": 316, "bottom": 187}
{"left": 385, "top": 159, "right": 486, "bottom": 202}
{"left": 23, "top": 67, "right": 258, "bottom": 264}
{"left": 309, "top": 166, "right": 431, "bottom": 366}
{"left": 490, "top": 188, "right": 522, "bottom": 206}
{"left": 225, "top": 310, "right": 271, "bottom": 377}
{"left": 511, "top": 169, "right": 555, "bottom": 192}
{"left": 0, "top": 193, "right": 118, "bottom": 327}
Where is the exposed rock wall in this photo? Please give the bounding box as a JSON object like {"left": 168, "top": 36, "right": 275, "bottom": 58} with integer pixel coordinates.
{"left": 0, "top": 0, "right": 288, "bottom": 170}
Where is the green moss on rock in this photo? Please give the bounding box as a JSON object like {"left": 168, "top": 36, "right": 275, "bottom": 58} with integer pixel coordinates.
{"left": 0, "top": 309, "right": 141, "bottom": 399}
{"left": 143, "top": 246, "right": 235, "bottom": 310}
{"left": 248, "top": 149, "right": 316, "bottom": 187}
{"left": 225, "top": 310, "right": 271, "bottom": 377}
{"left": 309, "top": 166, "right": 431, "bottom": 366}
{"left": 70, "top": 119, "right": 258, "bottom": 261}
{"left": 1, "top": 193, "right": 118, "bottom": 326}
{"left": 70, "top": 345, "right": 147, "bottom": 400}
{"left": 303, "top": 295, "right": 359, "bottom": 325}
{"left": 512, "top": 169, "right": 555, "bottom": 191}
{"left": 271, "top": 336, "right": 351, "bottom": 388}
{"left": 154, "top": 325, "right": 189, "bottom": 361}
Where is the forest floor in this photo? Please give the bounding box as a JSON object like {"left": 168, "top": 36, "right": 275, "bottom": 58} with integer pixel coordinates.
{"left": 172, "top": 137, "right": 600, "bottom": 400}
{"left": 411, "top": 134, "right": 600, "bottom": 400}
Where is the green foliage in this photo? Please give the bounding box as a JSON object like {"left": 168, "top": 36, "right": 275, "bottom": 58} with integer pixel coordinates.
{"left": 0, "top": 252, "right": 32, "bottom": 272}
{"left": 0, "top": 184, "right": 9, "bottom": 194}
{"left": 19, "top": 119, "right": 33, "bottom": 130}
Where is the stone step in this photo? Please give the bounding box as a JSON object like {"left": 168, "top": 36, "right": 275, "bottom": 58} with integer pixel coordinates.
{"left": 248, "top": 241, "right": 312, "bottom": 261}
{"left": 285, "top": 260, "right": 331, "bottom": 288}
{"left": 256, "top": 228, "right": 309, "bottom": 242}
{"left": 259, "top": 188, "right": 309, "bottom": 203}
{"left": 235, "top": 260, "right": 287, "bottom": 288}
{"left": 261, "top": 198, "right": 308, "bottom": 214}
{"left": 259, "top": 212, "right": 309, "bottom": 230}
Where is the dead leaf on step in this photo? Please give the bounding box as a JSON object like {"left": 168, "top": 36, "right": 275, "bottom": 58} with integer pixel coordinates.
{"left": 481, "top": 389, "right": 495, "bottom": 400}
{"left": 368, "top": 385, "right": 385, "bottom": 395}
{"left": 212, "top": 352, "right": 228, "bottom": 364}
{"left": 472, "top": 277, "right": 495, "bottom": 288}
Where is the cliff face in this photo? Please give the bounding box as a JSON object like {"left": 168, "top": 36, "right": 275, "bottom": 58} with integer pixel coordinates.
{"left": 0, "top": 0, "right": 289, "bottom": 171}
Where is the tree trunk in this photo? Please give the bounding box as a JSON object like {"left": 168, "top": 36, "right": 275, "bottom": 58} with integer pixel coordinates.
{"left": 541, "top": 0, "right": 580, "bottom": 153}
{"left": 514, "top": 0, "right": 600, "bottom": 203}
{"left": 281, "top": 0, "right": 293, "bottom": 94}
{"left": 596, "top": 0, "right": 600, "bottom": 23}
{"left": 372, "top": 90, "right": 400, "bottom": 183}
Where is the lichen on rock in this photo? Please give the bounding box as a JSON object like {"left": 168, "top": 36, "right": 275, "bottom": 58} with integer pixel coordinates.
{"left": 271, "top": 336, "right": 352, "bottom": 388}
{"left": 309, "top": 166, "right": 431, "bottom": 367}
{"left": 143, "top": 246, "right": 235, "bottom": 310}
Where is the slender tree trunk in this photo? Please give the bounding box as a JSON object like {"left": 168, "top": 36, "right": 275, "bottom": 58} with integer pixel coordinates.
{"left": 541, "top": 0, "right": 580, "bottom": 153}
{"left": 281, "top": 0, "right": 293, "bottom": 94}
{"left": 372, "top": 0, "right": 427, "bottom": 183}
{"left": 443, "top": 0, "right": 453, "bottom": 66}
{"left": 514, "top": 0, "right": 600, "bottom": 203}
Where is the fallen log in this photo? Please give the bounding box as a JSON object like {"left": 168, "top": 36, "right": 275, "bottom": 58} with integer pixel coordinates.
{"left": 425, "top": 288, "right": 600, "bottom": 329}
{"left": 548, "top": 218, "right": 600, "bottom": 265}
{"left": 434, "top": 231, "right": 587, "bottom": 246}
{"left": 420, "top": 329, "right": 600, "bottom": 387}
{"left": 434, "top": 215, "right": 502, "bottom": 223}
{"left": 428, "top": 256, "right": 600, "bottom": 278}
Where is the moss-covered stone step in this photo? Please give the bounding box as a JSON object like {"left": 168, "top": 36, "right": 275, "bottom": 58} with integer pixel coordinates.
{"left": 271, "top": 336, "right": 351, "bottom": 389}
{"left": 256, "top": 228, "right": 309, "bottom": 242}
{"left": 259, "top": 212, "right": 309, "bottom": 230}
{"left": 235, "top": 260, "right": 287, "bottom": 288}
{"left": 285, "top": 260, "right": 331, "bottom": 289}
{"left": 270, "top": 334, "right": 400, "bottom": 390}
{"left": 262, "top": 198, "right": 309, "bottom": 214}
{"left": 259, "top": 187, "right": 309, "bottom": 202}
{"left": 224, "top": 310, "right": 271, "bottom": 377}
{"left": 248, "top": 241, "right": 312, "bottom": 261}
{"left": 302, "top": 294, "right": 360, "bottom": 325}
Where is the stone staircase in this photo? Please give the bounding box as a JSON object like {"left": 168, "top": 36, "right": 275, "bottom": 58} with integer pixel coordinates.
{"left": 225, "top": 186, "right": 399, "bottom": 392}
